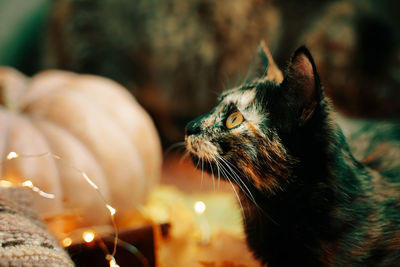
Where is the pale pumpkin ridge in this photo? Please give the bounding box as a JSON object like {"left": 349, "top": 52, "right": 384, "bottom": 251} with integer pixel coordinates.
{"left": 73, "top": 78, "right": 161, "bottom": 197}
{"left": 0, "top": 67, "right": 29, "bottom": 112}
{"left": 27, "top": 96, "right": 112, "bottom": 210}
{"left": 75, "top": 89, "right": 148, "bottom": 207}
{"left": 19, "top": 71, "right": 75, "bottom": 111}
{"left": 34, "top": 118, "right": 110, "bottom": 199}
{"left": 23, "top": 84, "right": 111, "bottom": 195}
{"left": 22, "top": 116, "right": 64, "bottom": 201}
{"left": 0, "top": 111, "right": 11, "bottom": 175}
{"left": 2, "top": 114, "right": 63, "bottom": 217}
{"left": 32, "top": 118, "right": 111, "bottom": 226}
{"left": 34, "top": 88, "right": 146, "bottom": 213}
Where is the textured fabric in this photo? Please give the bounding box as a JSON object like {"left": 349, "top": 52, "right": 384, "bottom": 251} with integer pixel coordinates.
{"left": 0, "top": 188, "right": 73, "bottom": 267}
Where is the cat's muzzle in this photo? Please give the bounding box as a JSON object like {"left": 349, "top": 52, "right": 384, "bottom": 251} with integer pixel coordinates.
{"left": 185, "top": 135, "right": 218, "bottom": 160}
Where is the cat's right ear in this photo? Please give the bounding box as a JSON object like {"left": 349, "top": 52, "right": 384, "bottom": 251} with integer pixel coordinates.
{"left": 281, "top": 46, "right": 322, "bottom": 126}
{"left": 258, "top": 40, "right": 283, "bottom": 83}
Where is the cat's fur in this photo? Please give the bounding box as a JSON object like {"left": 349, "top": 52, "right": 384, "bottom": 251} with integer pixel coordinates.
{"left": 185, "top": 46, "right": 400, "bottom": 266}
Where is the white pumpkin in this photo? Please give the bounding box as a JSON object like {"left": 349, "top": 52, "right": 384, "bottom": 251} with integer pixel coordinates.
{"left": 0, "top": 67, "right": 162, "bottom": 233}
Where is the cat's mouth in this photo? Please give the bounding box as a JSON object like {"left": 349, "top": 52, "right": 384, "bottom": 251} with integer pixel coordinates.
{"left": 185, "top": 135, "right": 219, "bottom": 160}
{"left": 185, "top": 134, "right": 226, "bottom": 176}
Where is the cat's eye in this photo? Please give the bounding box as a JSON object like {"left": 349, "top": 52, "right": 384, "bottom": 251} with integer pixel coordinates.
{"left": 226, "top": 111, "right": 244, "bottom": 129}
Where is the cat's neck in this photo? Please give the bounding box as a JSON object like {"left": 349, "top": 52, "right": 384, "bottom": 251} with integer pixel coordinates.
{"left": 241, "top": 112, "right": 369, "bottom": 266}
{"left": 261, "top": 111, "right": 367, "bottom": 221}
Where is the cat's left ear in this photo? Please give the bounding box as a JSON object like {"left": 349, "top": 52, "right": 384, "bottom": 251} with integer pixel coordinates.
{"left": 258, "top": 40, "right": 283, "bottom": 83}
{"left": 282, "top": 46, "right": 322, "bottom": 125}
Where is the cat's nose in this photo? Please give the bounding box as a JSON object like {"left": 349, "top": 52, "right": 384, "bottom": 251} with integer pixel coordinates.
{"left": 185, "top": 120, "right": 201, "bottom": 136}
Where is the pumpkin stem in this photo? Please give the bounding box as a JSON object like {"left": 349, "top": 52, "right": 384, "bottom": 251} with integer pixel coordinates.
{"left": 0, "top": 82, "right": 18, "bottom": 112}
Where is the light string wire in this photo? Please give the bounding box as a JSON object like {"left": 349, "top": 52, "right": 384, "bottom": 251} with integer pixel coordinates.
{"left": 0, "top": 151, "right": 122, "bottom": 267}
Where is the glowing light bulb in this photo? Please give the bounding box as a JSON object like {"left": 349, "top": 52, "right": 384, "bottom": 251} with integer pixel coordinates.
{"left": 6, "top": 152, "right": 18, "bottom": 160}
{"left": 107, "top": 255, "right": 120, "bottom": 267}
{"left": 62, "top": 237, "right": 72, "bottom": 247}
{"left": 82, "top": 231, "right": 95, "bottom": 243}
{"left": 194, "top": 201, "right": 206, "bottom": 214}
{"left": 22, "top": 180, "right": 33, "bottom": 188}
{"left": 0, "top": 180, "right": 13, "bottom": 188}
{"left": 106, "top": 204, "right": 116, "bottom": 216}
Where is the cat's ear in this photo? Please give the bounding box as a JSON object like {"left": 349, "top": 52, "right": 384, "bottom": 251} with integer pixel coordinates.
{"left": 282, "top": 46, "right": 322, "bottom": 125}
{"left": 258, "top": 40, "right": 283, "bottom": 83}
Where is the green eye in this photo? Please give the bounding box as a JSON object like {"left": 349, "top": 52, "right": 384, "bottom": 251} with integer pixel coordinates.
{"left": 226, "top": 111, "right": 244, "bottom": 129}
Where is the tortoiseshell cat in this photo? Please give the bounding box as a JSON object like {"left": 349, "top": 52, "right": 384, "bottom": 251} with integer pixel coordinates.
{"left": 185, "top": 45, "right": 400, "bottom": 266}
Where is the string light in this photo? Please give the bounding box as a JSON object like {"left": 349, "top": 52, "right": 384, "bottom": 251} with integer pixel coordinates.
{"left": 6, "top": 151, "right": 18, "bottom": 160}
{"left": 106, "top": 204, "right": 116, "bottom": 216}
{"left": 21, "top": 180, "right": 55, "bottom": 199}
{"left": 82, "top": 230, "right": 95, "bottom": 243}
{"left": 62, "top": 237, "right": 72, "bottom": 247}
{"left": 194, "top": 200, "right": 210, "bottom": 244}
{"left": 0, "top": 180, "right": 13, "bottom": 188}
{"left": 21, "top": 180, "right": 33, "bottom": 187}
{"left": 194, "top": 201, "right": 206, "bottom": 214}
{"left": 106, "top": 254, "right": 120, "bottom": 267}
{"left": 0, "top": 151, "right": 123, "bottom": 266}
{"left": 0, "top": 176, "right": 55, "bottom": 199}
{"left": 82, "top": 172, "right": 99, "bottom": 190}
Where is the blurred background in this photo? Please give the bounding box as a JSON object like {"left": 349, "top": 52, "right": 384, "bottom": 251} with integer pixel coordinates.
{"left": 1, "top": 0, "right": 399, "bottom": 148}
{"left": 0, "top": 0, "right": 399, "bottom": 265}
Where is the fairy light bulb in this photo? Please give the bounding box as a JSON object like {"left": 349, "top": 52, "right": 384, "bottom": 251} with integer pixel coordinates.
{"left": 62, "top": 237, "right": 72, "bottom": 247}
{"left": 107, "top": 255, "right": 120, "bottom": 267}
{"left": 106, "top": 204, "right": 116, "bottom": 216}
{"left": 194, "top": 201, "right": 206, "bottom": 214}
{"left": 6, "top": 151, "right": 18, "bottom": 160}
{"left": 21, "top": 180, "right": 55, "bottom": 199}
{"left": 21, "top": 180, "right": 33, "bottom": 188}
{"left": 0, "top": 180, "right": 13, "bottom": 187}
{"left": 82, "top": 230, "right": 95, "bottom": 243}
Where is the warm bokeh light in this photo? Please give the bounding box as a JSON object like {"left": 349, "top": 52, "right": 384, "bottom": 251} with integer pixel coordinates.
{"left": 6, "top": 151, "right": 18, "bottom": 160}
{"left": 82, "top": 231, "right": 95, "bottom": 243}
{"left": 0, "top": 180, "right": 13, "bottom": 188}
{"left": 106, "top": 204, "right": 116, "bottom": 216}
{"left": 62, "top": 237, "right": 72, "bottom": 247}
{"left": 194, "top": 201, "right": 206, "bottom": 214}
{"left": 21, "top": 180, "right": 33, "bottom": 188}
{"left": 107, "top": 255, "right": 120, "bottom": 267}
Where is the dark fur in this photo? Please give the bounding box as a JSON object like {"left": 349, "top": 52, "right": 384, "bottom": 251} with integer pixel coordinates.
{"left": 185, "top": 46, "right": 400, "bottom": 266}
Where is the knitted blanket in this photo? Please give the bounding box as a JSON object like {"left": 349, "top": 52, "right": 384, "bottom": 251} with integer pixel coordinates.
{"left": 0, "top": 188, "right": 73, "bottom": 266}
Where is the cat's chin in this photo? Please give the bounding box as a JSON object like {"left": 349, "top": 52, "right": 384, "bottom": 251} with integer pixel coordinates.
{"left": 188, "top": 153, "right": 223, "bottom": 178}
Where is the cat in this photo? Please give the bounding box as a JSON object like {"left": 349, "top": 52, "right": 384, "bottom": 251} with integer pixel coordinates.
{"left": 185, "top": 45, "right": 400, "bottom": 266}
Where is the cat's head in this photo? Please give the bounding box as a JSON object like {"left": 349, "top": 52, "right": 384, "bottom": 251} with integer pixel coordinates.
{"left": 185, "top": 46, "right": 324, "bottom": 193}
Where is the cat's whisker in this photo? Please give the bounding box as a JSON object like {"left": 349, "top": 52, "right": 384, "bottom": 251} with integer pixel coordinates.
{"left": 211, "top": 89, "right": 221, "bottom": 97}
{"left": 213, "top": 155, "right": 221, "bottom": 189}
{"left": 201, "top": 157, "right": 204, "bottom": 188}
{"left": 195, "top": 157, "right": 201, "bottom": 169}
{"left": 165, "top": 141, "right": 186, "bottom": 155}
{"left": 206, "top": 155, "right": 216, "bottom": 192}
{"left": 223, "top": 159, "right": 258, "bottom": 206}
{"left": 215, "top": 159, "right": 247, "bottom": 225}
{"left": 235, "top": 72, "right": 242, "bottom": 88}
{"left": 213, "top": 155, "right": 246, "bottom": 195}
{"left": 218, "top": 156, "right": 278, "bottom": 225}
{"left": 224, "top": 75, "right": 232, "bottom": 90}
{"left": 179, "top": 151, "right": 190, "bottom": 164}
{"left": 217, "top": 158, "right": 246, "bottom": 193}
{"left": 242, "top": 60, "right": 255, "bottom": 86}
{"left": 216, "top": 155, "right": 258, "bottom": 208}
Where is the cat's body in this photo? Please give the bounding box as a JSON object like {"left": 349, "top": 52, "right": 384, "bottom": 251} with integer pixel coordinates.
{"left": 185, "top": 46, "right": 400, "bottom": 266}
